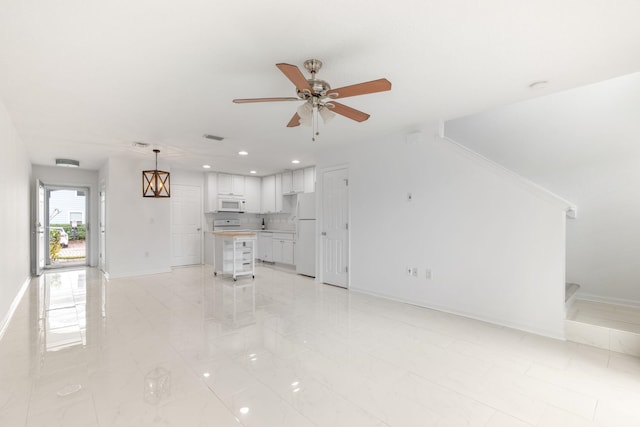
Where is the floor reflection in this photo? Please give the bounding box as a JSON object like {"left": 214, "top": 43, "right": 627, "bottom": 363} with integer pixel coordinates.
{"left": 39, "top": 269, "right": 87, "bottom": 351}
{"left": 212, "top": 280, "right": 256, "bottom": 328}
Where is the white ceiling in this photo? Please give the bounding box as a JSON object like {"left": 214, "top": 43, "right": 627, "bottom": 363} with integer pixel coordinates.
{"left": 1, "top": 0, "right": 640, "bottom": 175}
{"left": 445, "top": 72, "right": 640, "bottom": 202}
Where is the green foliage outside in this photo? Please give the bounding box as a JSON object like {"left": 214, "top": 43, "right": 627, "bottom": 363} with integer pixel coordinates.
{"left": 51, "top": 223, "right": 86, "bottom": 240}
{"left": 49, "top": 229, "right": 61, "bottom": 261}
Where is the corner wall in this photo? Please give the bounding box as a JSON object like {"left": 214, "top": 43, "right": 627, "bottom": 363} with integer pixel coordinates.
{"left": 0, "top": 98, "right": 32, "bottom": 334}
{"left": 316, "top": 124, "right": 568, "bottom": 338}
{"left": 102, "top": 156, "right": 171, "bottom": 278}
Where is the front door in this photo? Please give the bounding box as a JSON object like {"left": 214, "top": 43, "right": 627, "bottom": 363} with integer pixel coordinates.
{"left": 35, "top": 180, "right": 45, "bottom": 275}
{"left": 321, "top": 167, "right": 349, "bottom": 288}
{"left": 99, "top": 188, "right": 106, "bottom": 273}
{"left": 171, "top": 184, "right": 202, "bottom": 266}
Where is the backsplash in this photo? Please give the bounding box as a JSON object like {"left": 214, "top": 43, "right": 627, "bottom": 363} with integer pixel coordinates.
{"left": 206, "top": 212, "right": 295, "bottom": 231}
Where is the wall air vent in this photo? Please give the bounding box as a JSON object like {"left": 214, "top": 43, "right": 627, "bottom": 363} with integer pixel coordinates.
{"left": 203, "top": 134, "right": 224, "bottom": 141}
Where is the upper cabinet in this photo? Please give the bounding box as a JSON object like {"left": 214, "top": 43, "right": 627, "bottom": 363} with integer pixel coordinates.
{"left": 218, "top": 173, "right": 245, "bottom": 196}
{"left": 282, "top": 171, "right": 293, "bottom": 195}
{"left": 292, "top": 169, "right": 304, "bottom": 193}
{"left": 303, "top": 167, "right": 315, "bottom": 193}
{"left": 261, "top": 175, "right": 276, "bottom": 213}
{"left": 281, "top": 167, "right": 314, "bottom": 194}
{"left": 244, "top": 176, "right": 261, "bottom": 213}
{"left": 204, "top": 173, "right": 218, "bottom": 212}
{"left": 204, "top": 167, "right": 315, "bottom": 214}
{"left": 275, "top": 174, "right": 283, "bottom": 213}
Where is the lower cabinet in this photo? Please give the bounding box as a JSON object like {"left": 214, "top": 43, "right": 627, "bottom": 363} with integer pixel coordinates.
{"left": 258, "top": 232, "right": 273, "bottom": 262}
{"left": 272, "top": 232, "right": 294, "bottom": 265}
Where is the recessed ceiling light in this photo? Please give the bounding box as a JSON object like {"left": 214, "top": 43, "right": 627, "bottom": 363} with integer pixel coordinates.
{"left": 250, "top": 170, "right": 257, "bottom": 174}
{"left": 55, "top": 158, "right": 80, "bottom": 168}
{"left": 239, "top": 407, "right": 250, "bottom": 415}
{"left": 291, "top": 159, "right": 300, "bottom": 164}
{"left": 202, "top": 165, "right": 211, "bottom": 169}
{"left": 529, "top": 80, "right": 549, "bottom": 89}
{"left": 238, "top": 151, "right": 249, "bottom": 156}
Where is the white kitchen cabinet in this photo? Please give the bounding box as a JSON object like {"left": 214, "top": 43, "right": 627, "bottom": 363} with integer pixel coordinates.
{"left": 204, "top": 173, "right": 218, "bottom": 212}
{"left": 275, "top": 174, "right": 283, "bottom": 212}
{"left": 244, "top": 176, "right": 261, "bottom": 213}
{"left": 218, "top": 173, "right": 245, "bottom": 196}
{"left": 272, "top": 232, "right": 295, "bottom": 265}
{"left": 258, "top": 232, "right": 273, "bottom": 262}
{"left": 303, "top": 167, "right": 315, "bottom": 193}
{"left": 281, "top": 171, "right": 293, "bottom": 195}
{"left": 292, "top": 169, "right": 304, "bottom": 193}
{"left": 261, "top": 175, "right": 276, "bottom": 213}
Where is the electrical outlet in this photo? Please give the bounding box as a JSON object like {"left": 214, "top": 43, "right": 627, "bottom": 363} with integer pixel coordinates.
{"left": 425, "top": 268, "right": 432, "bottom": 279}
{"left": 411, "top": 267, "right": 418, "bottom": 277}
{"left": 406, "top": 267, "right": 412, "bottom": 276}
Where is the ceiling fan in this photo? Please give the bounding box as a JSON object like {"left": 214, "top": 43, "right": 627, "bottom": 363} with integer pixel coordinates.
{"left": 233, "top": 59, "right": 391, "bottom": 140}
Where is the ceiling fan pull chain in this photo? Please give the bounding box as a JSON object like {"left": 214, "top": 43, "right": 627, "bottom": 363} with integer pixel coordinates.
{"left": 312, "top": 105, "right": 319, "bottom": 141}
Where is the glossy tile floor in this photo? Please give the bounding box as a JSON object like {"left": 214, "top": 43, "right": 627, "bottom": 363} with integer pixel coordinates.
{"left": 1, "top": 266, "right": 640, "bottom": 426}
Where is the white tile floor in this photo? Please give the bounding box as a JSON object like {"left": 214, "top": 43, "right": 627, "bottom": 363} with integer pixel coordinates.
{"left": 1, "top": 266, "right": 640, "bottom": 426}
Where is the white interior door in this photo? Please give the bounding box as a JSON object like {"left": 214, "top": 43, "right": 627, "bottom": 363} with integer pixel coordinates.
{"left": 99, "top": 189, "right": 106, "bottom": 273}
{"left": 35, "top": 180, "right": 45, "bottom": 275}
{"left": 171, "top": 184, "right": 202, "bottom": 266}
{"left": 321, "top": 168, "right": 349, "bottom": 288}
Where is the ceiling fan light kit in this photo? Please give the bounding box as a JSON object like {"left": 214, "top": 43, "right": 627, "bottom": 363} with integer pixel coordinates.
{"left": 233, "top": 59, "right": 391, "bottom": 140}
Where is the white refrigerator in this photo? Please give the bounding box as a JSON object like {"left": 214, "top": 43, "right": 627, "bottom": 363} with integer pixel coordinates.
{"left": 295, "top": 192, "right": 316, "bottom": 277}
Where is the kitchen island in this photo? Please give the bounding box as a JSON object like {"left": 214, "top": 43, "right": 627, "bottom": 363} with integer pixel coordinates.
{"left": 213, "top": 231, "right": 257, "bottom": 281}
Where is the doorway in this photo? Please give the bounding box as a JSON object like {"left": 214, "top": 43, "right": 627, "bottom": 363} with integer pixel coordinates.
{"left": 170, "top": 184, "right": 203, "bottom": 266}
{"left": 44, "top": 186, "right": 89, "bottom": 268}
{"left": 320, "top": 167, "right": 350, "bottom": 288}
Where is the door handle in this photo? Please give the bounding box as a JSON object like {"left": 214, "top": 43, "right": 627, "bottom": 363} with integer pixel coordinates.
{"left": 197, "top": 228, "right": 202, "bottom": 231}
{"left": 321, "top": 232, "right": 327, "bottom": 236}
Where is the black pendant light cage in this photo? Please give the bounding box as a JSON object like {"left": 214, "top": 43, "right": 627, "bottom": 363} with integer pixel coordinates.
{"left": 142, "top": 149, "right": 171, "bottom": 198}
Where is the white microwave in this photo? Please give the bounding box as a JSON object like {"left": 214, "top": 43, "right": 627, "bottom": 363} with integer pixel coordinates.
{"left": 218, "top": 198, "right": 246, "bottom": 212}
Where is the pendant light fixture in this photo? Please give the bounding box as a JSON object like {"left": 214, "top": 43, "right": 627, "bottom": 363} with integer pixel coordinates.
{"left": 142, "top": 149, "right": 170, "bottom": 198}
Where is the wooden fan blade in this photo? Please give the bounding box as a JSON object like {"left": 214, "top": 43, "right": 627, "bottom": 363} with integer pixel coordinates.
{"left": 276, "top": 63, "right": 313, "bottom": 93}
{"left": 287, "top": 113, "right": 301, "bottom": 127}
{"left": 326, "top": 78, "right": 391, "bottom": 99}
{"left": 328, "top": 101, "right": 370, "bottom": 122}
{"left": 233, "top": 97, "right": 300, "bottom": 103}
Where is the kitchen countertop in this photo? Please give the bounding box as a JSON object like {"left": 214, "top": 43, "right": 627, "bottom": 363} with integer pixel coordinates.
{"left": 213, "top": 231, "right": 258, "bottom": 237}
{"left": 211, "top": 229, "right": 295, "bottom": 234}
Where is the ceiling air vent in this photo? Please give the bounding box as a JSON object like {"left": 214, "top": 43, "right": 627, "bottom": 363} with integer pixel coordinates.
{"left": 55, "top": 158, "right": 80, "bottom": 168}
{"left": 203, "top": 134, "right": 224, "bottom": 141}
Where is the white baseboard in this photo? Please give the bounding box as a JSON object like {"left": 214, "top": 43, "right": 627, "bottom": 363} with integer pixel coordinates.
{"left": 349, "top": 286, "right": 566, "bottom": 341}
{"left": 0, "top": 276, "right": 31, "bottom": 341}
{"left": 577, "top": 292, "right": 640, "bottom": 308}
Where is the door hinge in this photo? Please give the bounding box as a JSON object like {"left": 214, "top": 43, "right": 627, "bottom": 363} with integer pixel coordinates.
{"left": 345, "top": 222, "right": 349, "bottom": 230}
{"left": 344, "top": 179, "right": 349, "bottom": 186}
{"left": 345, "top": 266, "right": 349, "bottom": 273}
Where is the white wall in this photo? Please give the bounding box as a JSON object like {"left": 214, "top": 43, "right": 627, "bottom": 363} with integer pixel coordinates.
{"left": 102, "top": 156, "right": 171, "bottom": 278}
{"left": 316, "top": 124, "right": 569, "bottom": 338}
{"left": 445, "top": 73, "right": 640, "bottom": 305}
{"left": 31, "top": 165, "right": 99, "bottom": 267}
{"left": 0, "top": 98, "right": 31, "bottom": 334}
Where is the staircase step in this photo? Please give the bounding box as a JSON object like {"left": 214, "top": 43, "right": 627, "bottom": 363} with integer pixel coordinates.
{"left": 566, "top": 300, "right": 640, "bottom": 356}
